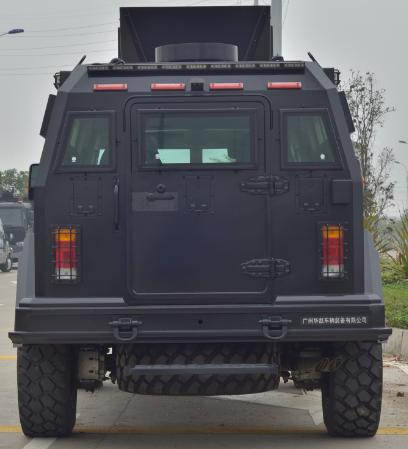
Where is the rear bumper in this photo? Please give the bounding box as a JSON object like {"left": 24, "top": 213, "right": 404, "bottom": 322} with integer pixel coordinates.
{"left": 9, "top": 294, "right": 391, "bottom": 345}
{"left": 10, "top": 245, "right": 22, "bottom": 262}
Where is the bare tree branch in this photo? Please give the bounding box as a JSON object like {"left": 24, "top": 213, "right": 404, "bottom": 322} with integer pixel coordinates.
{"left": 341, "top": 71, "right": 395, "bottom": 218}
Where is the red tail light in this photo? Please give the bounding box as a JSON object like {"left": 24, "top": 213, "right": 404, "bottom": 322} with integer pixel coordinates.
{"left": 321, "top": 225, "right": 345, "bottom": 279}
{"left": 53, "top": 227, "right": 79, "bottom": 282}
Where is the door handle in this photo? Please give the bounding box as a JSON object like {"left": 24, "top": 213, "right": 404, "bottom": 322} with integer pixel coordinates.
{"left": 113, "top": 179, "right": 119, "bottom": 230}
{"left": 146, "top": 193, "right": 175, "bottom": 202}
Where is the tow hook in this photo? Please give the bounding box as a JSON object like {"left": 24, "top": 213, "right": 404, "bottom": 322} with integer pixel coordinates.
{"left": 109, "top": 317, "right": 142, "bottom": 342}
{"left": 259, "top": 317, "right": 292, "bottom": 341}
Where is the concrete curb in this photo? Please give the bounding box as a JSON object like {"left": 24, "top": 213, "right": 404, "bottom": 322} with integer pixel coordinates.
{"left": 383, "top": 327, "right": 408, "bottom": 359}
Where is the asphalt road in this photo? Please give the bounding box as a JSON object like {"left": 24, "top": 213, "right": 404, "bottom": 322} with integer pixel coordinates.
{"left": 1, "top": 269, "right": 408, "bottom": 449}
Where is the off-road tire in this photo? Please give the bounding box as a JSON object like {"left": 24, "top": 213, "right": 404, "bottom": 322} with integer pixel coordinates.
{"left": 17, "top": 345, "right": 77, "bottom": 437}
{"left": 321, "top": 341, "right": 382, "bottom": 437}
{"left": 0, "top": 254, "right": 12, "bottom": 272}
{"left": 116, "top": 342, "right": 279, "bottom": 396}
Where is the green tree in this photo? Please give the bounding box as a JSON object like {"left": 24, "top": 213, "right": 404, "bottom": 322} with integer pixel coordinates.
{"left": 0, "top": 169, "right": 29, "bottom": 199}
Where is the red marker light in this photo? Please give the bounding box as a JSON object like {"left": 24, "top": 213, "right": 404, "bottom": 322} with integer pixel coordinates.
{"left": 151, "top": 83, "right": 186, "bottom": 91}
{"left": 267, "top": 82, "right": 302, "bottom": 90}
{"left": 209, "top": 83, "right": 244, "bottom": 90}
{"left": 93, "top": 83, "right": 128, "bottom": 91}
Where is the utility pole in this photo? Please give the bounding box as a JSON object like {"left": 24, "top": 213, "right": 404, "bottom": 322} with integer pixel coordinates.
{"left": 397, "top": 140, "right": 408, "bottom": 209}
{"left": 270, "top": 0, "right": 282, "bottom": 57}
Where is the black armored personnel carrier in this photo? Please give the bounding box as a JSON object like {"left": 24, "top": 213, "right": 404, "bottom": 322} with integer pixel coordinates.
{"left": 10, "top": 6, "right": 391, "bottom": 438}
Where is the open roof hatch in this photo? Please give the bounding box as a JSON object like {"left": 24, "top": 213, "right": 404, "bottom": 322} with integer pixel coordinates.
{"left": 118, "top": 6, "right": 271, "bottom": 63}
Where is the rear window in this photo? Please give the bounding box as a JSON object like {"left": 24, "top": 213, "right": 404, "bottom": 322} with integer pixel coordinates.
{"left": 61, "top": 116, "right": 111, "bottom": 167}
{"left": 141, "top": 111, "right": 253, "bottom": 166}
{"left": 283, "top": 111, "right": 338, "bottom": 165}
{"left": 0, "top": 208, "right": 24, "bottom": 227}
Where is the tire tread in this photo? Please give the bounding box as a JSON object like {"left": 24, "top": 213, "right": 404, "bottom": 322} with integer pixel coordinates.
{"left": 116, "top": 343, "right": 279, "bottom": 396}
{"left": 17, "top": 345, "right": 77, "bottom": 437}
{"left": 322, "top": 341, "right": 382, "bottom": 438}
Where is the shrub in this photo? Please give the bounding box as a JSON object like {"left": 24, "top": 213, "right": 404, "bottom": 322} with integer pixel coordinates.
{"left": 391, "top": 210, "right": 408, "bottom": 279}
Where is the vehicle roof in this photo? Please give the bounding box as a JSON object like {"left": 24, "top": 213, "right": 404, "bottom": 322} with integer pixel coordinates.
{"left": 60, "top": 60, "right": 335, "bottom": 94}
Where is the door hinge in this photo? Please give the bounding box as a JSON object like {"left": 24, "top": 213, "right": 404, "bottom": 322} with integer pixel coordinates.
{"left": 241, "top": 258, "right": 291, "bottom": 279}
{"left": 240, "top": 176, "right": 289, "bottom": 196}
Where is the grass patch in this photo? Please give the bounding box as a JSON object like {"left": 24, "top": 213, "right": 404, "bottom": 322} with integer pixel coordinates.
{"left": 383, "top": 283, "right": 408, "bottom": 329}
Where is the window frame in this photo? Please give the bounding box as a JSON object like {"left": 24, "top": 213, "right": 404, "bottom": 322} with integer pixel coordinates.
{"left": 280, "top": 108, "right": 343, "bottom": 170}
{"left": 136, "top": 107, "right": 258, "bottom": 171}
{"left": 56, "top": 110, "right": 116, "bottom": 173}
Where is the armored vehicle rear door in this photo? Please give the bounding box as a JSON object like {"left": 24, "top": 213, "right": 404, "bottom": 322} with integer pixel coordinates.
{"left": 127, "top": 97, "right": 279, "bottom": 302}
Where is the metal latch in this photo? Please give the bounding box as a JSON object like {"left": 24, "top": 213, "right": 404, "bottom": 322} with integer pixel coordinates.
{"left": 240, "top": 175, "right": 289, "bottom": 196}
{"left": 241, "top": 258, "right": 290, "bottom": 279}
{"left": 109, "top": 317, "right": 142, "bottom": 342}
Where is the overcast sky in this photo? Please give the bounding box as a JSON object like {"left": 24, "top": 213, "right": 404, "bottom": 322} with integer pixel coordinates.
{"left": 0, "top": 0, "right": 407, "bottom": 212}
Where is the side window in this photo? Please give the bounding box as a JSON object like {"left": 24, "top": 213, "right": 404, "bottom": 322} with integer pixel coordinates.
{"left": 61, "top": 115, "right": 112, "bottom": 167}
{"left": 283, "top": 111, "right": 338, "bottom": 165}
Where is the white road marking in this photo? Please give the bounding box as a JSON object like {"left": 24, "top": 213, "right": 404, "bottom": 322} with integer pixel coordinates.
{"left": 10, "top": 281, "right": 17, "bottom": 285}
{"left": 216, "top": 389, "right": 324, "bottom": 425}
{"left": 22, "top": 438, "right": 56, "bottom": 449}
{"left": 0, "top": 304, "right": 4, "bottom": 307}
{"left": 308, "top": 407, "right": 323, "bottom": 426}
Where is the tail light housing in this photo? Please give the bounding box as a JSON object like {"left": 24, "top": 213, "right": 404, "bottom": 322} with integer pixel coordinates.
{"left": 52, "top": 226, "right": 80, "bottom": 282}
{"left": 321, "top": 224, "right": 345, "bottom": 279}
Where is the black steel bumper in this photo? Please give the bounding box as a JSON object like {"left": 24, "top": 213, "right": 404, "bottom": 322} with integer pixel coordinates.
{"left": 9, "top": 294, "right": 392, "bottom": 345}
